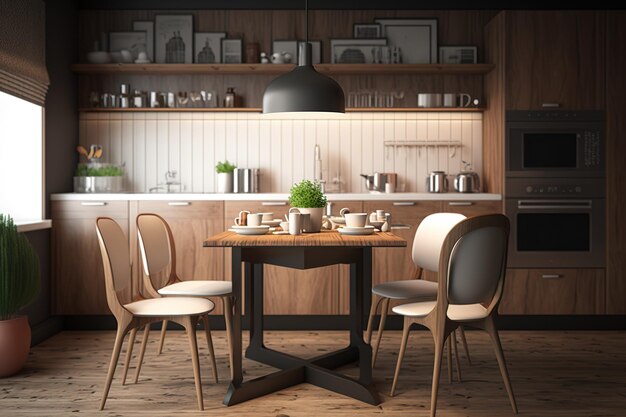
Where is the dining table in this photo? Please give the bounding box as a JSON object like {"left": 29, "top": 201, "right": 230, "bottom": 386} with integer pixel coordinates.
{"left": 203, "top": 229, "right": 406, "bottom": 406}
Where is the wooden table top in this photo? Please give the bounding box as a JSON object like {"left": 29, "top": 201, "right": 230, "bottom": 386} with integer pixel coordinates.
{"left": 203, "top": 230, "right": 406, "bottom": 248}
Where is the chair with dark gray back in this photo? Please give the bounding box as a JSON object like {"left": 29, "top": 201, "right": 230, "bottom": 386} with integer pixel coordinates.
{"left": 390, "top": 213, "right": 517, "bottom": 417}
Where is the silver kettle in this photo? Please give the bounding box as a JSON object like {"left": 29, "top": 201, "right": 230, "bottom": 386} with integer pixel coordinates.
{"left": 454, "top": 161, "right": 480, "bottom": 193}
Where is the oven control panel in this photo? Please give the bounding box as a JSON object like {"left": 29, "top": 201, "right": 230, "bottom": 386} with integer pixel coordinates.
{"left": 524, "top": 185, "right": 583, "bottom": 195}
{"left": 506, "top": 177, "right": 605, "bottom": 199}
{"left": 583, "top": 131, "right": 601, "bottom": 167}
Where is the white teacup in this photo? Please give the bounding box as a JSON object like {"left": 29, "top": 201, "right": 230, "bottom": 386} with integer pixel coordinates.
{"left": 344, "top": 213, "right": 368, "bottom": 228}
{"left": 261, "top": 212, "right": 274, "bottom": 221}
{"left": 279, "top": 221, "right": 289, "bottom": 231}
{"left": 247, "top": 213, "right": 263, "bottom": 227}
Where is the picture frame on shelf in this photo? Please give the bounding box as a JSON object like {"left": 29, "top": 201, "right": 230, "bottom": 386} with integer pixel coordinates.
{"left": 374, "top": 18, "right": 438, "bottom": 63}
{"left": 353, "top": 23, "right": 381, "bottom": 39}
{"left": 109, "top": 31, "right": 148, "bottom": 60}
{"left": 222, "top": 38, "right": 243, "bottom": 64}
{"left": 298, "top": 40, "right": 322, "bottom": 64}
{"left": 155, "top": 14, "right": 193, "bottom": 64}
{"left": 439, "top": 46, "right": 478, "bottom": 64}
{"left": 330, "top": 38, "right": 387, "bottom": 64}
{"left": 272, "top": 40, "right": 299, "bottom": 64}
{"left": 194, "top": 32, "right": 226, "bottom": 63}
{"left": 132, "top": 21, "right": 154, "bottom": 61}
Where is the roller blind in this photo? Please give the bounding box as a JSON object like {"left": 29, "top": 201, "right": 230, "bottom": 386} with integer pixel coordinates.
{"left": 0, "top": 0, "right": 49, "bottom": 106}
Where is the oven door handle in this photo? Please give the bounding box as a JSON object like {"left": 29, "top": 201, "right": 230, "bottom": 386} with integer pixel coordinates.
{"left": 517, "top": 200, "right": 593, "bottom": 210}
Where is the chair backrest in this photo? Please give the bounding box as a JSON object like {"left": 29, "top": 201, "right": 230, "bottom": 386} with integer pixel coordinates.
{"left": 443, "top": 214, "right": 510, "bottom": 307}
{"left": 136, "top": 213, "right": 177, "bottom": 296}
{"left": 95, "top": 217, "right": 132, "bottom": 313}
{"left": 412, "top": 212, "right": 467, "bottom": 272}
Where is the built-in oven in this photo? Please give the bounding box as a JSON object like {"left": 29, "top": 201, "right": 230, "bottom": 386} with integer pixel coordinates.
{"left": 505, "top": 178, "right": 605, "bottom": 268}
{"left": 506, "top": 110, "right": 604, "bottom": 178}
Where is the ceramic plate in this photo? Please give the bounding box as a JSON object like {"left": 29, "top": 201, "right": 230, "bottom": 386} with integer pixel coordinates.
{"left": 338, "top": 225, "right": 376, "bottom": 236}
{"left": 262, "top": 219, "right": 282, "bottom": 227}
{"left": 230, "top": 225, "right": 271, "bottom": 235}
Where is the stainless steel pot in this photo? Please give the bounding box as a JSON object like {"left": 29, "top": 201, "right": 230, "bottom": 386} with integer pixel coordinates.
{"left": 360, "top": 172, "right": 397, "bottom": 192}
{"left": 426, "top": 171, "right": 448, "bottom": 193}
{"left": 233, "top": 168, "right": 260, "bottom": 193}
{"left": 454, "top": 171, "right": 480, "bottom": 193}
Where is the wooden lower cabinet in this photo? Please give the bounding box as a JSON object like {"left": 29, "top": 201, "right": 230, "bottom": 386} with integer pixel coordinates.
{"left": 499, "top": 269, "right": 605, "bottom": 315}
{"left": 52, "top": 200, "right": 129, "bottom": 315}
{"left": 134, "top": 200, "right": 225, "bottom": 314}
{"left": 443, "top": 200, "right": 502, "bottom": 217}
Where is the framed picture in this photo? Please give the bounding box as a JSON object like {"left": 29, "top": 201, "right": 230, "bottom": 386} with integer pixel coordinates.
{"left": 222, "top": 38, "right": 243, "bottom": 64}
{"left": 439, "top": 46, "right": 477, "bottom": 64}
{"left": 353, "top": 23, "right": 381, "bottom": 39}
{"left": 330, "top": 38, "right": 387, "bottom": 64}
{"left": 374, "top": 18, "right": 438, "bottom": 64}
{"left": 333, "top": 45, "right": 384, "bottom": 64}
{"left": 109, "top": 31, "right": 147, "bottom": 60}
{"left": 298, "top": 40, "right": 322, "bottom": 64}
{"left": 272, "top": 40, "right": 298, "bottom": 64}
{"left": 194, "top": 32, "right": 226, "bottom": 63}
{"left": 155, "top": 14, "right": 193, "bottom": 64}
{"left": 132, "top": 21, "right": 154, "bottom": 61}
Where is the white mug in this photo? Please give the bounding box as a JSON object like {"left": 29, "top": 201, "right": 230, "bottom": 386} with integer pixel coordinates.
{"left": 261, "top": 212, "right": 274, "bottom": 221}
{"left": 234, "top": 210, "right": 250, "bottom": 226}
{"left": 247, "top": 213, "right": 263, "bottom": 227}
{"left": 344, "top": 213, "right": 368, "bottom": 228}
{"left": 288, "top": 212, "right": 302, "bottom": 235}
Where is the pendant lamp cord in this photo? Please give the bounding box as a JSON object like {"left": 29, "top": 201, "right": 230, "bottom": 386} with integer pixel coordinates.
{"left": 305, "top": 0, "right": 309, "bottom": 44}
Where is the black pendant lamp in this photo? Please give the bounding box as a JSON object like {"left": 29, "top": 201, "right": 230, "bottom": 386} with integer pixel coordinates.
{"left": 262, "top": 0, "right": 345, "bottom": 116}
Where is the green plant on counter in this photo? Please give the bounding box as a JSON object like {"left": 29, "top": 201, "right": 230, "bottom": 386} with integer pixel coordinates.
{"left": 215, "top": 160, "right": 236, "bottom": 174}
{"left": 0, "top": 214, "right": 40, "bottom": 321}
{"left": 75, "top": 164, "right": 124, "bottom": 177}
{"left": 289, "top": 180, "right": 327, "bottom": 208}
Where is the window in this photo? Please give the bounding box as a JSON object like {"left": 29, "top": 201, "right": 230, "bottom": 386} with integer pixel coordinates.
{"left": 0, "top": 91, "right": 44, "bottom": 223}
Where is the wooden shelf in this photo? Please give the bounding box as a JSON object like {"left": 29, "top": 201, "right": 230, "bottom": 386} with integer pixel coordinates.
{"left": 71, "top": 63, "right": 495, "bottom": 75}
{"left": 78, "top": 107, "right": 486, "bottom": 113}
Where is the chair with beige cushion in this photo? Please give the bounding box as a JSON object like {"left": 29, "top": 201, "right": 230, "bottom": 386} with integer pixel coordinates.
{"left": 135, "top": 213, "right": 234, "bottom": 380}
{"left": 95, "top": 217, "right": 214, "bottom": 411}
{"left": 366, "top": 213, "right": 471, "bottom": 371}
{"left": 390, "top": 213, "right": 518, "bottom": 417}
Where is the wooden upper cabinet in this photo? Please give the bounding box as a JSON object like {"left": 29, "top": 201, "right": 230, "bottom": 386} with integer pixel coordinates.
{"left": 505, "top": 11, "right": 605, "bottom": 110}
{"left": 52, "top": 200, "right": 129, "bottom": 315}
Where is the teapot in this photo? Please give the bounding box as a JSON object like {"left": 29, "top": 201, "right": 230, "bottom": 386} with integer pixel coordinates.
{"left": 453, "top": 161, "right": 481, "bottom": 193}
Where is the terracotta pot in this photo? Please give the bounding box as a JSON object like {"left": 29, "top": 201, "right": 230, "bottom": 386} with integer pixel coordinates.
{"left": 0, "top": 316, "right": 31, "bottom": 377}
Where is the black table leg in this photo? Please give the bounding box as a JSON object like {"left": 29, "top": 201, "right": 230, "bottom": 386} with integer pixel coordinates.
{"left": 248, "top": 263, "right": 264, "bottom": 351}
{"left": 224, "top": 248, "right": 243, "bottom": 406}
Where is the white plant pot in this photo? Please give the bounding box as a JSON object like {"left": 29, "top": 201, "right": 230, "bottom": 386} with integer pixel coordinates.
{"left": 217, "top": 172, "right": 233, "bottom": 193}
{"left": 295, "top": 207, "right": 325, "bottom": 232}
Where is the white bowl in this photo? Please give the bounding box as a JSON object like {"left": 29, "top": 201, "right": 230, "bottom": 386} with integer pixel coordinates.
{"left": 86, "top": 51, "right": 111, "bottom": 64}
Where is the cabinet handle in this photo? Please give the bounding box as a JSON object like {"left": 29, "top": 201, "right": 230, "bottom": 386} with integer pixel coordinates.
{"left": 541, "top": 103, "right": 560, "bottom": 108}
{"left": 390, "top": 225, "right": 411, "bottom": 230}
{"left": 261, "top": 202, "right": 287, "bottom": 206}
{"left": 393, "top": 202, "right": 415, "bottom": 206}
{"left": 81, "top": 202, "right": 107, "bottom": 206}
{"left": 168, "top": 202, "right": 191, "bottom": 206}
{"left": 541, "top": 274, "right": 562, "bottom": 279}
{"left": 448, "top": 201, "right": 473, "bottom": 206}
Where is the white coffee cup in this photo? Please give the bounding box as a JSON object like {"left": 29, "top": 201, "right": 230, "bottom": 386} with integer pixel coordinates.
{"left": 288, "top": 212, "right": 302, "bottom": 235}
{"left": 234, "top": 210, "right": 250, "bottom": 226}
{"left": 247, "top": 213, "right": 263, "bottom": 227}
{"left": 344, "top": 213, "right": 368, "bottom": 228}
{"left": 280, "top": 221, "right": 289, "bottom": 231}
{"left": 261, "top": 212, "right": 274, "bottom": 221}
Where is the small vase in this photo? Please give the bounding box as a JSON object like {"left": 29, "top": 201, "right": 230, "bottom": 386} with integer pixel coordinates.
{"left": 0, "top": 316, "right": 31, "bottom": 377}
{"left": 217, "top": 172, "right": 233, "bottom": 193}
{"left": 295, "top": 207, "right": 325, "bottom": 232}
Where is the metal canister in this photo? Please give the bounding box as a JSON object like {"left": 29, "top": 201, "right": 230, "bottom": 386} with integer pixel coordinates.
{"left": 426, "top": 171, "right": 448, "bottom": 193}
{"left": 149, "top": 91, "right": 159, "bottom": 108}
{"left": 233, "top": 168, "right": 260, "bottom": 193}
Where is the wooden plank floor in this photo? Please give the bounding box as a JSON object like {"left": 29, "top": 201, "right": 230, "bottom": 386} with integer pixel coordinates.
{"left": 1, "top": 330, "right": 625, "bottom": 416}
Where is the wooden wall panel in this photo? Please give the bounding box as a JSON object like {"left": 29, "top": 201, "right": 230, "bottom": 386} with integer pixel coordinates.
{"left": 605, "top": 11, "right": 626, "bottom": 314}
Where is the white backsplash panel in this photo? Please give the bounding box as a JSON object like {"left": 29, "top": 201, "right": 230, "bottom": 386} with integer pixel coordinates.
{"left": 79, "top": 112, "right": 483, "bottom": 193}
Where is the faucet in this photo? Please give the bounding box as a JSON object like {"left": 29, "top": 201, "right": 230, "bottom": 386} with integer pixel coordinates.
{"left": 149, "top": 170, "right": 182, "bottom": 193}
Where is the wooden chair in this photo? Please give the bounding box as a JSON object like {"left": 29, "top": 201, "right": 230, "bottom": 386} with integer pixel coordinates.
{"left": 366, "top": 213, "right": 471, "bottom": 371}
{"left": 390, "top": 214, "right": 518, "bottom": 417}
{"left": 135, "top": 213, "right": 234, "bottom": 380}
{"left": 95, "top": 217, "right": 214, "bottom": 411}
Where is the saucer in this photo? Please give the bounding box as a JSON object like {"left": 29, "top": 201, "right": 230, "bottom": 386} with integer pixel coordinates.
{"left": 262, "top": 219, "right": 282, "bottom": 227}
{"left": 230, "top": 225, "right": 270, "bottom": 235}
{"left": 338, "top": 225, "right": 375, "bottom": 236}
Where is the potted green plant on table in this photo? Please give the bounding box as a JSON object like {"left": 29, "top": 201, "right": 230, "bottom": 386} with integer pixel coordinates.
{"left": 289, "top": 180, "right": 328, "bottom": 232}
{"left": 216, "top": 160, "right": 236, "bottom": 193}
{"left": 0, "top": 214, "right": 40, "bottom": 377}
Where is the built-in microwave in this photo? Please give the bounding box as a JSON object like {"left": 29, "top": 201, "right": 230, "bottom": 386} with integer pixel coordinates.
{"left": 506, "top": 111, "right": 604, "bottom": 178}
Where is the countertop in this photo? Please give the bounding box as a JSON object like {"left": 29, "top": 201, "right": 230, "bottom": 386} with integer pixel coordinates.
{"left": 50, "top": 192, "right": 501, "bottom": 201}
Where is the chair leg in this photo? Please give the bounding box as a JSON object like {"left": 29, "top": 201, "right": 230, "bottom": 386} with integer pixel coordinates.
{"left": 222, "top": 296, "right": 235, "bottom": 380}
{"left": 183, "top": 316, "right": 204, "bottom": 411}
{"left": 430, "top": 333, "right": 446, "bottom": 417}
{"left": 484, "top": 317, "right": 518, "bottom": 414}
{"left": 121, "top": 327, "right": 137, "bottom": 385}
{"left": 390, "top": 317, "right": 411, "bottom": 397}
{"left": 452, "top": 329, "right": 462, "bottom": 382}
{"left": 365, "top": 294, "right": 382, "bottom": 344}
{"left": 447, "top": 336, "right": 453, "bottom": 384}
{"left": 157, "top": 320, "right": 168, "bottom": 355}
{"left": 202, "top": 314, "right": 219, "bottom": 384}
{"left": 133, "top": 325, "right": 151, "bottom": 384}
{"left": 372, "top": 297, "right": 390, "bottom": 368}
{"left": 458, "top": 326, "right": 472, "bottom": 365}
{"left": 100, "top": 325, "right": 130, "bottom": 410}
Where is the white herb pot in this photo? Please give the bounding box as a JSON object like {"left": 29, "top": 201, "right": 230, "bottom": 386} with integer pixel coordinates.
{"left": 295, "top": 207, "right": 324, "bottom": 232}
{"left": 217, "top": 172, "right": 233, "bottom": 193}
